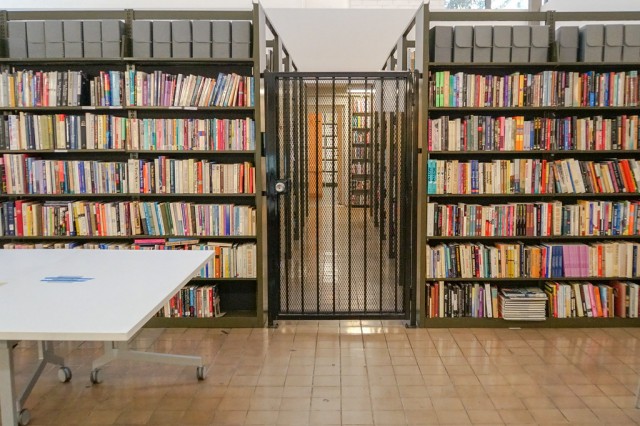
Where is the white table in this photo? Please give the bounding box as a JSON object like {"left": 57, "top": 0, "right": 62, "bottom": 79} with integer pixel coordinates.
{"left": 0, "top": 249, "right": 214, "bottom": 426}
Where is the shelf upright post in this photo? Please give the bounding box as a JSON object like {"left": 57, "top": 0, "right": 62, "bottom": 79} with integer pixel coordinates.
{"left": 253, "top": 1, "right": 266, "bottom": 326}
{"left": 414, "top": 1, "right": 429, "bottom": 327}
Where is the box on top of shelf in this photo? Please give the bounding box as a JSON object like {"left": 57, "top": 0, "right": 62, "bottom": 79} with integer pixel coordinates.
{"left": 453, "top": 25, "right": 472, "bottom": 63}
{"left": 83, "top": 20, "right": 102, "bottom": 58}
{"left": 192, "top": 20, "right": 212, "bottom": 58}
{"left": 231, "top": 21, "right": 252, "bottom": 59}
{"left": 171, "top": 20, "right": 192, "bottom": 58}
{"left": 473, "top": 26, "right": 492, "bottom": 63}
{"left": 511, "top": 26, "right": 531, "bottom": 63}
{"left": 153, "top": 21, "right": 172, "bottom": 58}
{"left": 212, "top": 20, "right": 231, "bottom": 58}
{"left": 7, "top": 21, "right": 28, "bottom": 58}
{"left": 44, "top": 20, "right": 64, "bottom": 58}
{"left": 604, "top": 24, "right": 624, "bottom": 62}
{"left": 132, "top": 20, "right": 152, "bottom": 58}
{"left": 429, "top": 26, "right": 453, "bottom": 63}
{"left": 63, "top": 20, "right": 83, "bottom": 58}
{"left": 623, "top": 24, "right": 640, "bottom": 62}
{"left": 26, "top": 21, "right": 46, "bottom": 58}
{"left": 101, "top": 20, "right": 123, "bottom": 58}
{"left": 555, "top": 26, "right": 579, "bottom": 62}
{"left": 492, "top": 26, "right": 511, "bottom": 62}
{"left": 530, "top": 25, "right": 549, "bottom": 62}
{"left": 580, "top": 24, "right": 604, "bottom": 62}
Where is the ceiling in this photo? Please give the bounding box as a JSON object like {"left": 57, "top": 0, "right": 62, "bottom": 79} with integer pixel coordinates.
{"left": 264, "top": 8, "right": 418, "bottom": 71}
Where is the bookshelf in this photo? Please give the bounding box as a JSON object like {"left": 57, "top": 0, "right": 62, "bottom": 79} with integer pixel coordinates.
{"left": 0, "top": 6, "right": 291, "bottom": 328}
{"left": 321, "top": 113, "right": 337, "bottom": 188}
{"left": 387, "top": 5, "right": 640, "bottom": 327}
{"left": 350, "top": 94, "right": 373, "bottom": 208}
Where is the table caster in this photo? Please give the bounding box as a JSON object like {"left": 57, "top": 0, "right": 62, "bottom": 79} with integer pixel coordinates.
{"left": 18, "top": 408, "right": 31, "bottom": 425}
{"left": 196, "top": 366, "right": 206, "bottom": 381}
{"left": 90, "top": 369, "right": 102, "bottom": 384}
{"left": 57, "top": 366, "right": 72, "bottom": 383}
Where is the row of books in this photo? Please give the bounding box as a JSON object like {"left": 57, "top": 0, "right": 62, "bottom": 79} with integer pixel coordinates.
{"left": 352, "top": 132, "right": 370, "bottom": 146}
{"left": 352, "top": 98, "right": 372, "bottom": 113}
{"left": 0, "top": 113, "right": 256, "bottom": 151}
{"left": 0, "top": 70, "right": 87, "bottom": 107}
{"left": 0, "top": 200, "right": 255, "bottom": 237}
{"left": 0, "top": 155, "right": 255, "bottom": 195}
{"left": 126, "top": 159, "right": 254, "bottom": 195}
{"left": 545, "top": 281, "right": 639, "bottom": 319}
{"left": 425, "top": 241, "right": 640, "bottom": 279}
{"left": 1, "top": 239, "right": 257, "bottom": 278}
{"left": 0, "top": 69, "right": 255, "bottom": 108}
{"left": 424, "top": 283, "right": 552, "bottom": 321}
{"left": 351, "top": 116, "right": 369, "bottom": 128}
{"left": 425, "top": 281, "right": 497, "bottom": 319}
{"left": 426, "top": 158, "right": 640, "bottom": 195}
{"left": 158, "top": 284, "right": 223, "bottom": 318}
{"left": 125, "top": 71, "right": 253, "bottom": 107}
{"left": 427, "top": 200, "right": 640, "bottom": 237}
{"left": 428, "top": 115, "right": 639, "bottom": 152}
{"left": 351, "top": 163, "right": 368, "bottom": 174}
{"left": 429, "top": 70, "right": 640, "bottom": 107}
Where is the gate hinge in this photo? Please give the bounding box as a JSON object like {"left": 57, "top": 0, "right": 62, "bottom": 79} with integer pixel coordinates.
{"left": 261, "top": 190, "right": 267, "bottom": 196}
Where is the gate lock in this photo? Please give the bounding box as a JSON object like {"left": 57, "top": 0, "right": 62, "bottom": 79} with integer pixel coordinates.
{"left": 274, "top": 179, "right": 290, "bottom": 194}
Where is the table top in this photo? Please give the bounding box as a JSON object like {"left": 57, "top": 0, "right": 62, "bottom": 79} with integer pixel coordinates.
{"left": 0, "top": 249, "right": 213, "bottom": 341}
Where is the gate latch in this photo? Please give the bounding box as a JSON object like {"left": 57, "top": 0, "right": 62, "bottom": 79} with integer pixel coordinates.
{"left": 275, "top": 179, "right": 290, "bottom": 194}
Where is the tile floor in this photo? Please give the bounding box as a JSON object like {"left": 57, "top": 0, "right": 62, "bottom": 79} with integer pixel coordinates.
{"left": 6, "top": 321, "right": 640, "bottom": 425}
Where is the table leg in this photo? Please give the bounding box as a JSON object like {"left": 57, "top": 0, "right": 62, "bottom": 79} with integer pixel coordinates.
{"left": 0, "top": 340, "right": 18, "bottom": 426}
{"left": 91, "top": 341, "right": 205, "bottom": 382}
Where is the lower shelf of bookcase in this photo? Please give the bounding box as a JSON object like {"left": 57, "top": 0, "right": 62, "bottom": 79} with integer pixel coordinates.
{"left": 145, "top": 310, "right": 262, "bottom": 328}
{"left": 419, "top": 317, "right": 640, "bottom": 328}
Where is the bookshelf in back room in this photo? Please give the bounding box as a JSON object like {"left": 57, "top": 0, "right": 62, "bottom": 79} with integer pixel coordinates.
{"left": 0, "top": 7, "right": 277, "bottom": 328}
{"left": 350, "top": 92, "right": 373, "bottom": 208}
{"left": 413, "top": 8, "right": 640, "bottom": 327}
{"left": 321, "top": 112, "right": 337, "bottom": 188}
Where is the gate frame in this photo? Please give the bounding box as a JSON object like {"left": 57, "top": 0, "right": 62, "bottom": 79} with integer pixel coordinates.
{"left": 265, "top": 72, "right": 419, "bottom": 326}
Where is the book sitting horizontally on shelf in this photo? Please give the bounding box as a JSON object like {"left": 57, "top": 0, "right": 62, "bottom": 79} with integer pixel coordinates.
{"left": 499, "top": 287, "right": 548, "bottom": 321}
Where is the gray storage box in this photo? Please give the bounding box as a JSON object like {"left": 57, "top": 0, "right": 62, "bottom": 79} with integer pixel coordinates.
{"left": 192, "top": 20, "right": 212, "bottom": 58}
{"left": 212, "top": 21, "right": 231, "bottom": 58}
{"left": 604, "top": 24, "right": 623, "bottom": 62}
{"left": 556, "top": 26, "right": 579, "bottom": 63}
{"left": 63, "top": 20, "right": 83, "bottom": 58}
{"left": 26, "top": 21, "right": 46, "bottom": 58}
{"left": 473, "top": 26, "right": 492, "bottom": 63}
{"left": 580, "top": 25, "right": 604, "bottom": 62}
{"left": 623, "top": 24, "right": 640, "bottom": 62}
{"left": 83, "top": 21, "right": 102, "bottom": 58}
{"left": 132, "top": 20, "right": 152, "bottom": 58}
{"left": 511, "top": 26, "right": 530, "bottom": 63}
{"left": 44, "top": 20, "right": 64, "bottom": 57}
{"left": 101, "top": 20, "right": 123, "bottom": 57}
{"left": 492, "top": 26, "right": 511, "bottom": 62}
{"left": 153, "top": 21, "right": 172, "bottom": 58}
{"left": 453, "top": 26, "right": 473, "bottom": 63}
{"left": 530, "top": 25, "right": 549, "bottom": 62}
{"left": 231, "top": 21, "right": 251, "bottom": 59}
{"left": 429, "top": 26, "right": 453, "bottom": 63}
{"left": 7, "top": 21, "right": 28, "bottom": 58}
{"left": 171, "top": 20, "right": 191, "bottom": 58}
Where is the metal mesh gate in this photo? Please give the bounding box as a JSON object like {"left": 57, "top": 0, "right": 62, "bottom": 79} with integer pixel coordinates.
{"left": 265, "top": 73, "right": 418, "bottom": 324}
